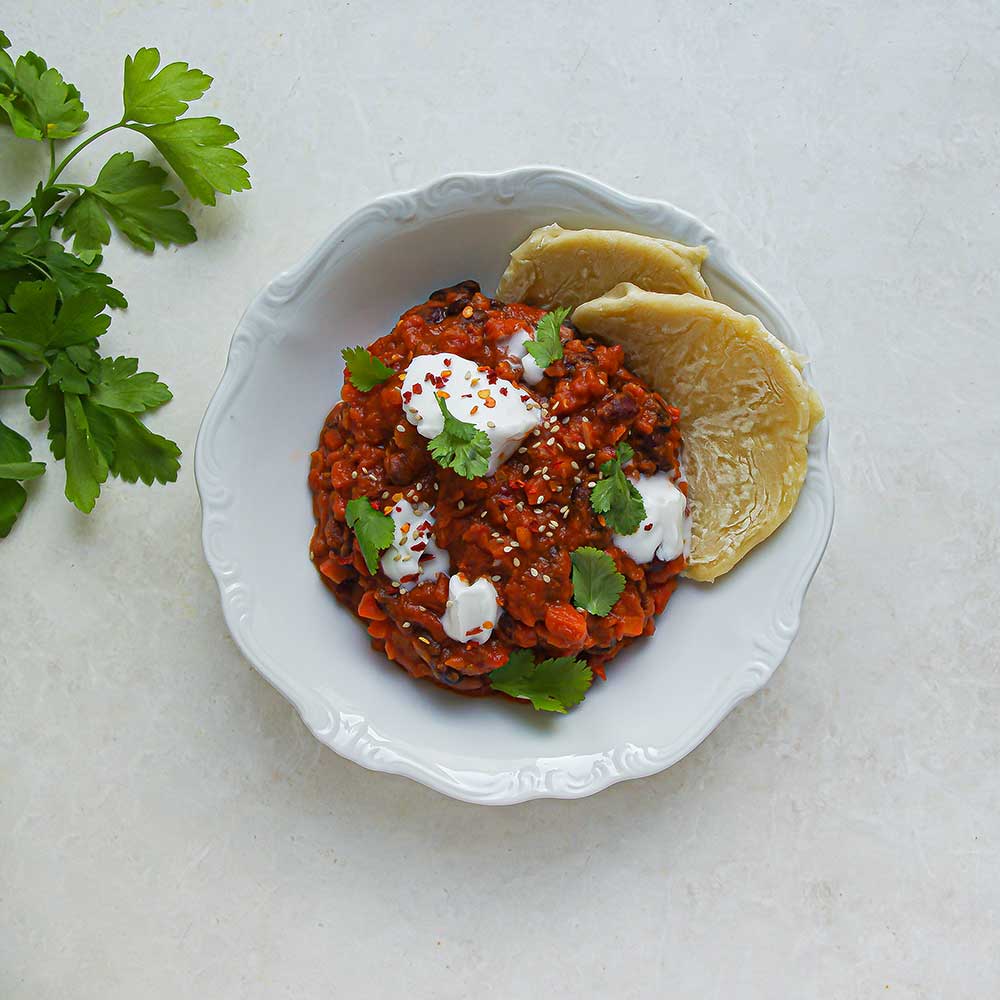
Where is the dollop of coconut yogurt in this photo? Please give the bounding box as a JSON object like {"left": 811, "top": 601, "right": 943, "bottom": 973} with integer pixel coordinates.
{"left": 380, "top": 499, "right": 449, "bottom": 590}
{"left": 400, "top": 354, "right": 542, "bottom": 474}
{"left": 502, "top": 328, "right": 546, "bottom": 386}
{"left": 440, "top": 574, "right": 501, "bottom": 644}
{"left": 613, "top": 474, "right": 689, "bottom": 564}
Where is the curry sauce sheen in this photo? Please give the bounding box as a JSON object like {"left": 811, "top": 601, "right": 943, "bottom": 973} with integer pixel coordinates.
{"left": 308, "top": 281, "right": 686, "bottom": 695}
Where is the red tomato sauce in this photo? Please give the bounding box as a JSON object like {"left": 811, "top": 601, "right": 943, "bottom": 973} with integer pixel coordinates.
{"left": 308, "top": 281, "right": 686, "bottom": 695}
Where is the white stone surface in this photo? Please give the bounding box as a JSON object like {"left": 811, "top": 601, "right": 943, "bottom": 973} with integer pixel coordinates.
{"left": 2, "top": 2, "right": 998, "bottom": 997}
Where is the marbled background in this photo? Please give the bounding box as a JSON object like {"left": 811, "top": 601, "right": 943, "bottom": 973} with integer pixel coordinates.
{"left": 3, "top": 2, "right": 998, "bottom": 997}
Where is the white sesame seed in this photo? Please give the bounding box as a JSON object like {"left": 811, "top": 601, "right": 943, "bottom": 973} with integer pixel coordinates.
{"left": 457, "top": 500, "right": 465, "bottom": 509}
{"left": 542, "top": 574, "right": 551, "bottom": 583}
{"left": 487, "top": 421, "right": 496, "bottom": 429}
{"left": 530, "top": 568, "right": 539, "bottom": 577}
{"left": 503, "top": 546, "right": 512, "bottom": 553}
{"left": 396, "top": 424, "right": 405, "bottom": 433}
{"left": 512, "top": 557, "right": 520, "bottom": 567}
{"left": 491, "top": 575, "right": 501, "bottom": 582}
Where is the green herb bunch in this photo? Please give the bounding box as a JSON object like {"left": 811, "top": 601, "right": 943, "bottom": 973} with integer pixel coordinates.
{"left": 0, "top": 32, "right": 250, "bottom": 536}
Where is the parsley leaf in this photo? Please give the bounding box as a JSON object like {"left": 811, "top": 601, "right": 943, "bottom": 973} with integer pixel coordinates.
{"left": 88, "top": 356, "right": 172, "bottom": 412}
{"left": 0, "top": 280, "right": 109, "bottom": 353}
{"left": 122, "top": 48, "right": 212, "bottom": 125}
{"left": 84, "top": 401, "right": 181, "bottom": 486}
{"left": 30, "top": 241, "right": 128, "bottom": 309}
{"left": 129, "top": 118, "right": 250, "bottom": 206}
{"left": 61, "top": 152, "right": 196, "bottom": 256}
{"left": 571, "top": 546, "right": 625, "bottom": 617}
{"left": 63, "top": 393, "right": 108, "bottom": 513}
{"left": 0, "top": 34, "right": 247, "bottom": 535}
{"left": 0, "top": 418, "right": 43, "bottom": 537}
{"left": 590, "top": 441, "right": 646, "bottom": 535}
{"left": 489, "top": 650, "right": 593, "bottom": 713}
{"left": 0, "top": 47, "right": 88, "bottom": 140}
{"left": 341, "top": 346, "right": 394, "bottom": 392}
{"left": 345, "top": 496, "right": 395, "bottom": 574}
{"left": 428, "top": 395, "right": 491, "bottom": 479}
{"left": 524, "top": 306, "right": 571, "bottom": 370}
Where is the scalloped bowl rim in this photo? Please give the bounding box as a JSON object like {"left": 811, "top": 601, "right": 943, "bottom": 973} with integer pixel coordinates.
{"left": 194, "top": 166, "right": 834, "bottom": 805}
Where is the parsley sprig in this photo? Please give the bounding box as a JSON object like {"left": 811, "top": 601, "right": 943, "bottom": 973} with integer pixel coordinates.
{"left": 571, "top": 546, "right": 625, "bottom": 616}
{"left": 590, "top": 441, "right": 646, "bottom": 536}
{"left": 0, "top": 34, "right": 249, "bottom": 535}
{"left": 342, "top": 346, "right": 394, "bottom": 392}
{"left": 428, "top": 395, "right": 491, "bottom": 479}
{"left": 489, "top": 650, "right": 593, "bottom": 713}
{"left": 345, "top": 496, "right": 395, "bottom": 574}
{"left": 524, "top": 305, "right": 571, "bottom": 370}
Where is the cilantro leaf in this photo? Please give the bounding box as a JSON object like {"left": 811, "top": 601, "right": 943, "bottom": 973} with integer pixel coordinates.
{"left": 129, "top": 117, "right": 250, "bottom": 206}
{"left": 0, "top": 48, "right": 87, "bottom": 140}
{"left": 489, "top": 650, "right": 593, "bottom": 713}
{"left": 571, "top": 546, "right": 625, "bottom": 617}
{"left": 345, "top": 496, "right": 395, "bottom": 575}
{"left": 63, "top": 394, "right": 108, "bottom": 513}
{"left": 123, "top": 47, "right": 212, "bottom": 125}
{"left": 61, "top": 153, "right": 196, "bottom": 256}
{"left": 524, "top": 306, "right": 571, "bottom": 370}
{"left": 342, "top": 346, "right": 394, "bottom": 392}
{"left": 428, "top": 396, "right": 491, "bottom": 480}
{"left": 89, "top": 356, "right": 172, "bottom": 412}
{"left": 590, "top": 441, "right": 646, "bottom": 535}
{"left": 0, "top": 417, "right": 42, "bottom": 537}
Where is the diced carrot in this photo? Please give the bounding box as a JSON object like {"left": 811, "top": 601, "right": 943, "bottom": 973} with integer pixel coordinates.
{"left": 515, "top": 526, "right": 533, "bottom": 549}
{"left": 544, "top": 603, "right": 588, "bottom": 647}
{"left": 620, "top": 614, "right": 644, "bottom": 637}
{"left": 358, "top": 590, "right": 387, "bottom": 620}
{"left": 366, "top": 619, "right": 390, "bottom": 639}
{"left": 318, "top": 558, "right": 350, "bottom": 583}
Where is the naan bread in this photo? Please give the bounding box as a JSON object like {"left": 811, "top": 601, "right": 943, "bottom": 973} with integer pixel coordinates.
{"left": 572, "top": 284, "right": 824, "bottom": 582}
{"left": 496, "top": 224, "right": 712, "bottom": 310}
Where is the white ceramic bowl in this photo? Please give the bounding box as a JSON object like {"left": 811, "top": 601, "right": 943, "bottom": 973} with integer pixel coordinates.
{"left": 195, "top": 167, "right": 833, "bottom": 805}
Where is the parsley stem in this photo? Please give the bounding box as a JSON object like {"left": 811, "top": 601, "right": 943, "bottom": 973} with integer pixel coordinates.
{"left": 47, "top": 119, "right": 125, "bottom": 186}
{"left": 0, "top": 119, "right": 126, "bottom": 235}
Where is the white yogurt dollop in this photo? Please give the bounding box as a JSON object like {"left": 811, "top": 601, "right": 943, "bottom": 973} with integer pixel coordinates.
{"left": 502, "top": 328, "right": 546, "bottom": 386}
{"left": 380, "top": 499, "right": 449, "bottom": 590}
{"left": 613, "top": 474, "right": 688, "bottom": 564}
{"left": 440, "top": 574, "right": 501, "bottom": 644}
{"left": 400, "top": 354, "right": 541, "bottom": 474}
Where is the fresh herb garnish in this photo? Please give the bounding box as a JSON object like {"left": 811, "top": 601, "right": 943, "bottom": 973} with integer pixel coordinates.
{"left": 341, "top": 346, "right": 394, "bottom": 392}
{"left": 0, "top": 418, "right": 44, "bottom": 536}
{"left": 428, "top": 395, "right": 491, "bottom": 479}
{"left": 345, "top": 496, "right": 395, "bottom": 574}
{"left": 524, "top": 305, "right": 571, "bottom": 370}
{"left": 589, "top": 441, "right": 646, "bottom": 535}
{"left": 570, "top": 546, "right": 625, "bottom": 616}
{"left": 489, "top": 649, "right": 593, "bottom": 713}
{"left": 0, "top": 34, "right": 248, "bottom": 534}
